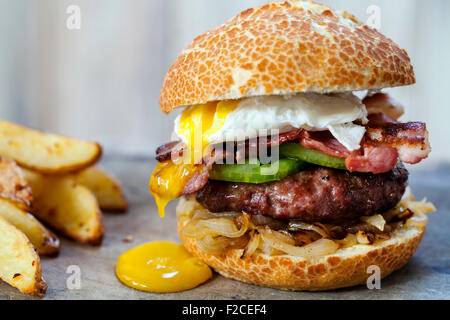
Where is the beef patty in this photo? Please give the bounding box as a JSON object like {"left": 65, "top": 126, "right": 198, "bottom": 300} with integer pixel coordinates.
{"left": 196, "top": 162, "right": 408, "bottom": 222}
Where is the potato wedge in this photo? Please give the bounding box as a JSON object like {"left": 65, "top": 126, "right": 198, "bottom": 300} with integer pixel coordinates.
{"left": 0, "top": 198, "right": 60, "bottom": 256}
{"left": 0, "top": 156, "right": 32, "bottom": 211}
{"left": 0, "top": 215, "right": 47, "bottom": 297}
{"left": 0, "top": 119, "right": 102, "bottom": 174}
{"left": 22, "top": 168, "right": 104, "bottom": 245}
{"left": 75, "top": 166, "right": 128, "bottom": 212}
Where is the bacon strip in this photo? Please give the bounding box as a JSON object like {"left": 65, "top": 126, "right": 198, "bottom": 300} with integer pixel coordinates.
{"left": 156, "top": 141, "right": 184, "bottom": 162}
{"left": 345, "top": 146, "right": 399, "bottom": 174}
{"left": 181, "top": 164, "right": 209, "bottom": 195}
{"left": 297, "top": 114, "right": 430, "bottom": 173}
{"left": 365, "top": 118, "right": 431, "bottom": 165}
{"left": 156, "top": 130, "right": 304, "bottom": 164}
{"left": 180, "top": 150, "right": 226, "bottom": 195}
{"left": 363, "top": 93, "right": 405, "bottom": 121}
{"left": 300, "top": 131, "right": 351, "bottom": 158}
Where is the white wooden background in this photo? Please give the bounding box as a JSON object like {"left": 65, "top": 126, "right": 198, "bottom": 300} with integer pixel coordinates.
{"left": 0, "top": 0, "right": 449, "bottom": 167}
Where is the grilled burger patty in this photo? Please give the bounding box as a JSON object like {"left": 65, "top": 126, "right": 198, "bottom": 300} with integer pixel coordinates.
{"left": 196, "top": 162, "right": 409, "bottom": 222}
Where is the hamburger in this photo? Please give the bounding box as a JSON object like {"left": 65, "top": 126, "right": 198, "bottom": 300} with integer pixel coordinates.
{"left": 149, "top": 0, "right": 435, "bottom": 291}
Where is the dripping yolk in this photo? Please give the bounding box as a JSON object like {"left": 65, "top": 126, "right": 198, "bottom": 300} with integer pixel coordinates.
{"left": 149, "top": 100, "right": 239, "bottom": 217}
{"left": 175, "top": 100, "right": 240, "bottom": 164}
{"left": 116, "top": 241, "right": 212, "bottom": 293}
{"left": 149, "top": 161, "right": 203, "bottom": 217}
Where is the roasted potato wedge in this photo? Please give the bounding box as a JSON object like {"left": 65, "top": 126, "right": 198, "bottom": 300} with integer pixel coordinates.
{"left": 23, "top": 168, "right": 104, "bottom": 245}
{"left": 0, "top": 198, "right": 60, "bottom": 256}
{"left": 75, "top": 166, "right": 128, "bottom": 212}
{"left": 0, "top": 215, "right": 47, "bottom": 297}
{"left": 0, "top": 119, "right": 102, "bottom": 174}
{"left": 0, "top": 156, "right": 32, "bottom": 211}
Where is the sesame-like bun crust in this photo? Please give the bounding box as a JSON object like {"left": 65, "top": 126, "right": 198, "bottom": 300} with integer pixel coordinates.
{"left": 177, "top": 199, "right": 428, "bottom": 291}
{"left": 160, "top": 0, "right": 415, "bottom": 113}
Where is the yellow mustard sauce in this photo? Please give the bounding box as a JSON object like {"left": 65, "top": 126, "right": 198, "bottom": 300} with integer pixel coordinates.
{"left": 116, "top": 241, "right": 212, "bottom": 293}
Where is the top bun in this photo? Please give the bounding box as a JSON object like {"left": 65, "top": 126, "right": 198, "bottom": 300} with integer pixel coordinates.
{"left": 160, "top": 0, "right": 415, "bottom": 113}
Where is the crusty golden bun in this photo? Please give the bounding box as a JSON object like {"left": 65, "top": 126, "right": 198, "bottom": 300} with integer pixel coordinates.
{"left": 177, "top": 196, "right": 432, "bottom": 291}
{"left": 161, "top": 0, "right": 415, "bottom": 113}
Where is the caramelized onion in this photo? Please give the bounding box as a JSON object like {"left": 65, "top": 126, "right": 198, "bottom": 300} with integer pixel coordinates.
{"left": 375, "top": 233, "right": 391, "bottom": 241}
{"left": 291, "top": 230, "right": 321, "bottom": 246}
{"left": 241, "top": 230, "right": 260, "bottom": 259}
{"left": 259, "top": 228, "right": 339, "bottom": 259}
{"left": 192, "top": 208, "right": 217, "bottom": 220}
{"left": 270, "top": 229, "right": 296, "bottom": 245}
{"left": 335, "top": 233, "right": 357, "bottom": 248}
{"left": 181, "top": 219, "right": 206, "bottom": 238}
{"left": 407, "top": 199, "right": 436, "bottom": 215}
{"left": 356, "top": 231, "right": 375, "bottom": 244}
{"left": 405, "top": 210, "right": 428, "bottom": 228}
{"left": 182, "top": 214, "right": 249, "bottom": 239}
{"left": 197, "top": 217, "right": 247, "bottom": 238}
{"left": 197, "top": 235, "right": 230, "bottom": 255}
{"left": 361, "top": 214, "right": 386, "bottom": 232}
{"left": 209, "top": 211, "right": 243, "bottom": 219}
{"left": 382, "top": 206, "right": 403, "bottom": 222}
{"left": 197, "top": 234, "right": 248, "bottom": 255}
{"left": 179, "top": 193, "right": 436, "bottom": 259}
{"left": 288, "top": 221, "right": 329, "bottom": 238}
{"left": 176, "top": 197, "right": 203, "bottom": 222}
{"left": 251, "top": 215, "right": 286, "bottom": 230}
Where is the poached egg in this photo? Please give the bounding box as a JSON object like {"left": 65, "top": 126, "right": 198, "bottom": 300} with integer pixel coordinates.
{"left": 174, "top": 92, "right": 368, "bottom": 157}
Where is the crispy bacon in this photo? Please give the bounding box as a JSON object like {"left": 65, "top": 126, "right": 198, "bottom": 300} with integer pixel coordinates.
{"left": 345, "top": 145, "right": 399, "bottom": 174}
{"left": 365, "top": 117, "right": 431, "bottom": 165}
{"left": 363, "top": 93, "right": 404, "bottom": 121}
{"left": 300, "top": 131, "right": 351, "bottom": 158}
{"left": 298, "top": 114, "right": 430, "bottom": 173}
{"left": 235, "top": 129, "right": 303, "bottom": 163}
{"left": 181, "top": 164, "right": 209, "bottom": 195}
{"left": 180, "top": 151, "right": 224, "bottom": 195}
{"left": 156, "top": 130, "right": 304, "bottom": 164}
{"left": 156, "top": 141, "right": 184, "bottom": 162}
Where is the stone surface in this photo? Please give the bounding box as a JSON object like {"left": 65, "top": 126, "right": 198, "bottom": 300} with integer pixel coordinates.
{"left": 1, "top": 157, "right": 449, "bottom": 300}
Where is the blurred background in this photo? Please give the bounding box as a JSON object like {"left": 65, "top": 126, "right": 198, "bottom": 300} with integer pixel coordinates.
{"left": 0, "top": 0, "right": 449, "bottom": 168}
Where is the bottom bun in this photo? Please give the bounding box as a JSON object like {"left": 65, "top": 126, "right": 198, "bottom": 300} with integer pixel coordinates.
{"left": 177, "top": 193, "right": 434, "bottom": 291}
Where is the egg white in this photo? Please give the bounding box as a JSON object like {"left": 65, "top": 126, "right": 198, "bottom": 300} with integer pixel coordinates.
{"left": 175, "top": 92, "right": 368, "bottom": 151}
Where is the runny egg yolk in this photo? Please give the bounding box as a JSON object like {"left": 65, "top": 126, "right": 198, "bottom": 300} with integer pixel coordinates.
{"left": 149, "top": 161, "right": 202, "bottom": 217}
{"left": 176, "top": 100, "right": 240, "bottom": 164}
{"left": 116, "top": 241, "right": 212, "bottom": 293}
{"left": 149, "top": 100, "right": 239, "bottom": 217}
